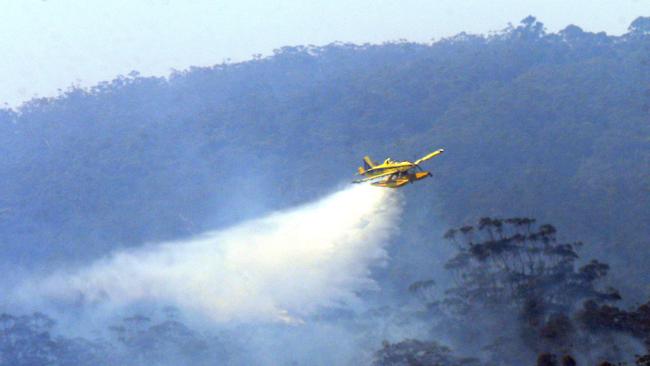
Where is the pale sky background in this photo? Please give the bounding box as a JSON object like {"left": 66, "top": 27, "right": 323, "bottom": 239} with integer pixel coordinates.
{"left": 0, "top": 0, "right": 648, "bottom": 108}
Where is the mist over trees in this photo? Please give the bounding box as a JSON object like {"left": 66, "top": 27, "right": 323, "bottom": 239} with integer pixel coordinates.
{"left": 399, "top": 217, "right": 650, "bottom": 365}
{"left": 0, "top": 15, "right": 649, "bottom": 365}
{"left": 0, "top": 311, "right": 229, "bottom": 366}
{"left": 369, "top": 216, "right": 650, "bottom": 365}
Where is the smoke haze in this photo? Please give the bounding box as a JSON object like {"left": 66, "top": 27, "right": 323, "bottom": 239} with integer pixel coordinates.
{"left": 21, "top": 185, "right": 402, "bottom": 325}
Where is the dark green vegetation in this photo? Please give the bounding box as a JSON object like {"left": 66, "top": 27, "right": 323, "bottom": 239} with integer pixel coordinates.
{"left": 0, "top": 15, "right": 649, "bottom": 365}
{"left": 372, "top": 218, "right": 650, "bottom": 365}
{"left": 0, "top": 312, "right": 227, "bottom": 366}
{"left": 4, "top": 218, "right": 649, "bottom": 365}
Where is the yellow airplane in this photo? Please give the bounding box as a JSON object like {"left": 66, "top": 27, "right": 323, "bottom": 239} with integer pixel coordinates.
{"left": 353, "top": 149, "right": 444, "bottom": 188}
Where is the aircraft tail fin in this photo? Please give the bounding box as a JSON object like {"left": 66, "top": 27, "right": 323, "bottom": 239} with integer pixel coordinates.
{"left": 363, "top": 156, "right": 376, "bottom": 170}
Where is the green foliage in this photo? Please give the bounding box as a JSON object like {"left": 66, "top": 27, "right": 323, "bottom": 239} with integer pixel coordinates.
{"left": 372, "top": 339, "right": 481, "bottom": 366}
{"left": 400, "top": 217, "right": 649, "bottom": 365}
{"left": 443, "top": 217, "right": 619, "bottom": 317}
{"left": 0, "top": 312, "right": 226, "bottom": 366}
{"left": 578, "top": 300, "right": 650, "bottom": 349}
{"left": 1, "top": 16, "right": 649, "bottom": 363}
{"left": 0, "top": 18, "right": 648, "bottom": 294}
{"left": 0, "top": 313, "right": 108, "bottom": 366}
{"left": 629, "top": 17, "right": 650, "bottom": 35}
{"left": 108, "top": 315, "right": 219, "bottom": 366}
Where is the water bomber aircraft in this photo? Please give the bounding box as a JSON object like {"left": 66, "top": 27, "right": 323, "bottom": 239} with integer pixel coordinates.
{"left": 352, "top": 149, "right": 444, "bottom": 188}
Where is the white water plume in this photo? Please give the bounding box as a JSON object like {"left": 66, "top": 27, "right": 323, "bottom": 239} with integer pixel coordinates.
{"left": 29, "top": 185, "right": 402, "bottom": 323}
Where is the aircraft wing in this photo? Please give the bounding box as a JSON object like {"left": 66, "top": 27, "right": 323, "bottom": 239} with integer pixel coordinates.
{"left": 414, "top": 149, "right": 444, "bottom": 165}
{"left": 366, "top": 161, "right": 413, "bottom": 173}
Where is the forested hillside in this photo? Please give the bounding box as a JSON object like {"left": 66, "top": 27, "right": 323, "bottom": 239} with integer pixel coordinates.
{"left": 2, "top": 16, "right": 648, "bottom": 294}
{"left": 0, "top": 13, "right": 650, "bottom": 364}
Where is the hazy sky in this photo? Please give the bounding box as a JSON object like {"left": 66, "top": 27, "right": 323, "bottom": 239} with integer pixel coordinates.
{"left": 1, "top": 0, "right": 647, "bottom": 107}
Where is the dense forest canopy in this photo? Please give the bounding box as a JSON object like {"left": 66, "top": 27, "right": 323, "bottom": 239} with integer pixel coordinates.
{"left": 2, "top": 16, "right": 648, "bottom": 287}
{"left": 0, "top": 15, "right": 649, "bottom": 365}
